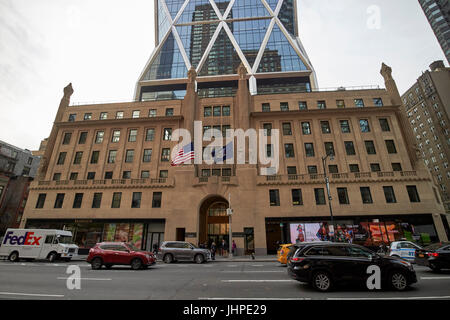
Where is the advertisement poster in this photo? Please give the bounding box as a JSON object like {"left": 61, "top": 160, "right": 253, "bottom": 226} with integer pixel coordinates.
{"left": 115, "top": 223, "right": 130, "bottom": 242}
{"left": 103, "top": 223, "right": 117, "bottom": 242}
{"left": 130, "top": 223, "right": 144, "bottom": 249}
{"left": 290, "top": 223, "right": 324, "bottom": 243}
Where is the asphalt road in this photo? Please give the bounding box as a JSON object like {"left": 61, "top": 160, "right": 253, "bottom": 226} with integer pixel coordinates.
{"left": 0, "top": 260, "right": 449, "bottom": 300}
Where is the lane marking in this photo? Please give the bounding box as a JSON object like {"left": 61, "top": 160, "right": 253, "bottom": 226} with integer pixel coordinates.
{"left": 199, "top": 297, "right": 311, "bottom": 300}
{"left": 221, "top": 280, "right": 296, "bottom": 283}
{"left": 57, "top": 277, "right": 112, "bottom": 281}
{"left": 252, "top": 265, "right": 264, "bottom": 267}
{"left": 222, "top": 271, "right": 285, "bottom": 273}
{"left": 420, "top": 276, "right": 450, "bottom": 280}
{"left": 0, "top": 291, "right": 64, "bottom": 298}
{"left": 327, "top": 296, "right": 450, "bottom": 300}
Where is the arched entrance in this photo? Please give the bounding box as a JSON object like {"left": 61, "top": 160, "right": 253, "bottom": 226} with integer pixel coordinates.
{"left": 199, "top": 196, "right": 229, "bottom": 248}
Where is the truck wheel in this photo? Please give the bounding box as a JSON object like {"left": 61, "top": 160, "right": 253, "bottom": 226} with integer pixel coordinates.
{"left": 91, "top": 257, "right": 103, "bottom": 270}
{"left": 48, "top": 252, "right": 57, "bottom": 263}
{"left": 131, "top": 258, "right": 143, "bottom": 270}
{"left": 9, "top": 252, "right": 19, "bottom": 262}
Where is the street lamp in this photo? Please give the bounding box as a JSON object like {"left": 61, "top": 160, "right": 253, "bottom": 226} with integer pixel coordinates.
{"left": 322, "top": 153, "right": 335, "bottom": 242}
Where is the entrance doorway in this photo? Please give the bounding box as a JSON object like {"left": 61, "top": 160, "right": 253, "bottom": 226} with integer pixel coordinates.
{"left": 199, "top": 196, "right": 229, "bottom": 250}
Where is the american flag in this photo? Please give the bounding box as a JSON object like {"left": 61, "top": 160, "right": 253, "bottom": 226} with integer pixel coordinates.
{"left": 171, "top": 142, "right": 194, "bottom": 166}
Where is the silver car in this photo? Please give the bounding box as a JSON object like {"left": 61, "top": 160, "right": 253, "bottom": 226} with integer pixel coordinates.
{"left": 157, "top": 241, "right": 210, "bottom": 264}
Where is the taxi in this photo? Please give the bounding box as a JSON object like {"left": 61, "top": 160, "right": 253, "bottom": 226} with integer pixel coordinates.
{"left": 389, "top": 241, "right": 422, "bottom": 262}
{"left": 277, "top": 243, "right": 293, "bottom": 265}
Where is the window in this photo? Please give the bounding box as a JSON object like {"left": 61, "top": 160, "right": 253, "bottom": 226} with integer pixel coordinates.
{"left": 360, "top": 187, "right": 373, "bottom": 204}
{"left": 125, "top": 150, "right": 134, "bottom": 163}
{"left": 62, "top": 133, "right": 72, "bottom": 145}
{"left": 112, "top": 130, "right": 120, "bottom": 143}
{"left": 305, "top": 143, "right": 315, "bottom": 157}
{"left": 307, "top": 166, "right": 318, "bottom": 174}
{"left": 354, "top": 99, "right": 364, "bottom": 107}
{"left": 165, "top": 108, "right": 174, "bottom": 116}
{"left": 73, "top": 193, "right": 83, "bottom": 209}
{"left": 160, "top": 170, "right": 169, "bottom": 178}
{"left": 149, "top": 109, "right": 157, "bottom": 117}
{"left": 285, "top": 144, "right": 295, "bottom": 158}
{"left": 212, "top": 169, "right": 221, "bottom": 176}
{"left": 292, "top": 189, "right": 303, "bottom": 206}
{"left": 161, "top": 148, "right": 170, "bottom": 162}
{"left": 359, "top": 119, "right": 371, "bottom": 132}
{"left": 141, "top": 171, "right": 150, "bottom": 179}
{"left": 112, "top": 192, "right": 122, "bottom": 208}
{"left": 324, "top": 142, "right": 335, "bottom": 157}
{"left": 36, "top": 194, "right": 46, "bottom": 209}
{"left": 152, "top": 192, "right": 162, "bottom": 208}
{"left": 84, "top": 113, "right": 92, "bottom": 121}
{"left": 383, "top": 186, "right": 397, "bottom": 203}
{"left": 213, "top": 106, "right": 221, "bottom": 116}
{"left": 104, "top": 172, "right": 113, "bottom": 179}
{"left": 69, "top": 172, "right": 78, "bottom": 180}
{"left": 128, "top": 129, "right": 138, "bottom": 142}
{"left": 370, "top": 163, "right": 381, "bottom": 172}
{"left": 108, "top": 150, "right": 117, "bottom": 164}
{"left": 266, "top": 144, "right": 272, "bottom": 157}
{"left": 163, "top": 128, "right": 172, "bottom": 140}
{"left": 68, "top": 114, "right": 76, "bottom": 122}
{"left": 87, "top": 172, "right": 96, "bottom": 180}
{"left": 90, "top": 151, "right": 99, "bottom": 164}
{"left": 302, "top": 122, "right": 311, "bottom": 135}
{"left": 222, "top": 168, "right": 232, "bottom": 176}
{"left": 269, "top": 190, "right": 280, "bottom": 206}
{"left": 317, "top": 101, "right": 326, "bottom": 109}
{"left": 314, "top": 188, "right": 326, "bottom": 205}
{"left": 57, "top": 152, "right": 67, "bottom": 165}
{"left": 95, "top": 131, "right": 104, "bottom": 144}
{"left": 345, "top": 141, "right": 356, "bottom": 155}
{"left": 202, "top": 169, "right": 211, "bottom": 177}
{"left": 349, "top": 164, "right": 360, "bottom": 173}
{"left": 92, "top": 193, "right": 102, "bottom": 209}
{"left": 392, "top": 163, "right": 402, "bottom": 171}
{"left": 385, "top": 140, "right": 397, "bottom": 154}
{"left": 280, "top": 102, "right": 289, "bottom": 111}
{"left": 27, "top": 157, "right": 33, "bottom": 165}
{"left": 262, "top": 103, "right": 270, "bottom": 112}
{"left": 54, "top": 194, "right": 65, "bottom": 209}
{"left": 321, "top": 121, "right": 331, "bottom": 134}
{"left": 132, "top": 192, "right": 142, "bottom": 208}
{"left": 78, "top": 132, "right": 88, "bottom": 144}
{"left": 222, "top": 106, "right": 230, "bottom": 116}
{"left": 73, "top": 152, "right": 83, "bottom": 164}
{"left": 143, "top": 149, "right": 152, "bottom": 162}
{"left": 116, "top": 111, "right": 124, "bottom": 119}
{"left": 53, "top": 173, "right": 61, "bottom": 181}
{"left": 146, "top": 128, "right": 155, "bottom": 141}
{"left": 379, "top": 118, "right": 390, "bottom": 132}
{"left": 100, "top": 112, "right": 108, "bottom": 120}
{"left": 373, "top": 98, "right": 383, "bottom": 107}
{"left": 282, "top": 123, "right": 292, "bottom": 135}
{"left": 336, "top": 100, "right": 345, "bottom": 108}
{"left": 287, "top": 166, "right": 297, "bottom": 175}
{"left": 340, "top": 120, "right": 351, "bottom": 133}
{"left": 122, "top": 171, "right": 131, "bottom": 179}
{"left": 365, "top": 141, "right": 376, "bottom": 155}
{"left": 298, "top": 101, "right": 307, "bottom": 110}
{"left": 407, "top": 186, "right": 420, "bottom": 203}
{"left": 337, "top": 188, "right": 349, "bottom": 204}
{"left": 204, "top": 107, "right": 212, "bottom": 117}
{"left": 328, "top": 165, "right": 338, "bottom": 173}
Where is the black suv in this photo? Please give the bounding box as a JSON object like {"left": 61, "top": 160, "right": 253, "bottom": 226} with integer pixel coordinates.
{"left": 287, "top": 243, "right": 417, "bottom": 292}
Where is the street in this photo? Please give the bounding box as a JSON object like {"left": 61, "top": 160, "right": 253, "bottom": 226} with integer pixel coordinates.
{"left": 0, "top": 259, "right": 450, "bottom": 300}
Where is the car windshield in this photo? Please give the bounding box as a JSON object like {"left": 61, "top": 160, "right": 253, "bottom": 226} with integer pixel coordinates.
{"left": 57, "top": 236, "right": 74, "bottom": 244}
{"left": 127, "top": 243, "right": 141, "bottom": 251}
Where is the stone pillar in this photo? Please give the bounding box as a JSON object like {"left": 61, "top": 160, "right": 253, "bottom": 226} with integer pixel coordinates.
{"left": 380, "top": 63, "right": 418, "bottom": 168}
{"left": 37, "top": 83, "right": 73, "bottom": 181}
{"left": 181, "top": 67, "right": 198, "bottom": 135}
{"left": 432, "top": 213, "right": 449, "bottom": 242}
{"left": 236, "top": 63, "right": 250, "bottom": 131}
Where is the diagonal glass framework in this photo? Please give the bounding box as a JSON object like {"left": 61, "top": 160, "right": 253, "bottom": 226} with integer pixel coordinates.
{"left": 139, "top": 0, "right": 315, "bottom": 92}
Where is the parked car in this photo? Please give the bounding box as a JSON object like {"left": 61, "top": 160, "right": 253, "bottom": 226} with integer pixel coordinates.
{"left": 157, "top": 241, "right": 210, "bottom": 264}
{"left": 277, "top": 244, "right": 293, "bottom": 265}
{"left": 287, "top": 243, "right": 417, "bottom": 292}
{"left": 389, "top": 241, "right": 422, "bottom": 262}
{"left": 415, "top": 242, "right": 450, "bottom": 272}
{"left": 87, "top": 242, "right": 156, "bottom": 270}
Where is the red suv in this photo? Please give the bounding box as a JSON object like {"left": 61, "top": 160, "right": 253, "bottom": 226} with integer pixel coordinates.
{"left": 87, "top": 242, "right": 156, "bottom": 270}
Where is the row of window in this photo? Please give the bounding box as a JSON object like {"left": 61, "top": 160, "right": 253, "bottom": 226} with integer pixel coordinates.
{"left": 261, "top": 98, "right": 383, "bottom": 112}
{"left": 68, "top": 108, "right": 175, "bottom": 122}
{"left": 203, "top": 105, "right": 231, "bottom": 117}
{"left": 283, "top": 162, "right": 403, "bottom": 175}
{"left": 35, "top": 191, "right": 163, "bottom": 209}
{"left": 269, "top": 185, "right": 421, "bottom": 207}
{"left": 53, "top": 169, "right": 169, "bottom": 181}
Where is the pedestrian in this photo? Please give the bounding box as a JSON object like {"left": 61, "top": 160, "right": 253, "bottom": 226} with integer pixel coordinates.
{"left": 152, "top": 243, "right": 158, "bottom": 254}
{"left": 210, "top": 242, "right": 216, "bottom": 260}
{"left": 221, "top": 239, "right": 227, "bottom": 256}
{"left": 232, "top": 240, "right": 237, "bottom": 256}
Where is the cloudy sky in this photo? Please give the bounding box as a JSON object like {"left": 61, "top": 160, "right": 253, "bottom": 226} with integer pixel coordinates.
{"left": 0, "top": 0, "right": 447, "bottom": 151}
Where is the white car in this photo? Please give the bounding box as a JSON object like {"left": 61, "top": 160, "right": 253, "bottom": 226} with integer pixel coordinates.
{"left": 389, "top": 241, "right": 422, "bottom": 262}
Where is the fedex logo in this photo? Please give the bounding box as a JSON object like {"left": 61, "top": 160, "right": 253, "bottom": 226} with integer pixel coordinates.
{"left": 3, "top": 231, "right": 42, "bottom": 246}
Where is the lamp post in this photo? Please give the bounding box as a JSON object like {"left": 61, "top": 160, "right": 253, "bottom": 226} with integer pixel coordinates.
{"left": 227, "top": 193, "right": 233, "bottom": 259}
{"left": 322, "top": 153, "right": 335, "bottom": 242}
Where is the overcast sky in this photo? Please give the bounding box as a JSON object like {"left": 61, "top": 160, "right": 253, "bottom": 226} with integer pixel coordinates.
{"left": 0, "top": 0, "right": 447, "bottom": 151}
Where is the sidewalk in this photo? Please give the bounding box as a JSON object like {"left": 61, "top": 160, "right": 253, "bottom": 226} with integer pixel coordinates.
{"left": 73, "top": 255, "right": 277, "bottom": 263}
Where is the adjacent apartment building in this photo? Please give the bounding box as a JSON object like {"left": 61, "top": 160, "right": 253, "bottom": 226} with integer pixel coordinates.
{"left": 402, "top": 60, "right": 450, "bottom": 215}
{"left": 20, "top": 0, "right": 449, "bottom": 255}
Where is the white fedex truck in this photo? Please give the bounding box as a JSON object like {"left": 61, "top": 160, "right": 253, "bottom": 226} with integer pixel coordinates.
{"left": 0, "top": 229, "right": 79, "bottom": 262}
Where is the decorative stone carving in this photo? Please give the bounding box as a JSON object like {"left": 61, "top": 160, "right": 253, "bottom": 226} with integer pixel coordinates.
{"left": 63, "top": 83, "right": 74, "bottom": 100}
{"left": 188, "top": 67, "right": 197, "bottom": 83}
{"left": 380, "top": 63, "right": 393, "bottom": 81}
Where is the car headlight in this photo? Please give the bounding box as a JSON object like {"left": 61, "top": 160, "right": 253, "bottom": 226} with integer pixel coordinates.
{"left": 399, "top": 260, "right": 412, "bottom": 268}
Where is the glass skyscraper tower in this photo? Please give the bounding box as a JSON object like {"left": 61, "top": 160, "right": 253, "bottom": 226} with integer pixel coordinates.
{"left": 135, "top": 0, "right": 317, "bottom": 100}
